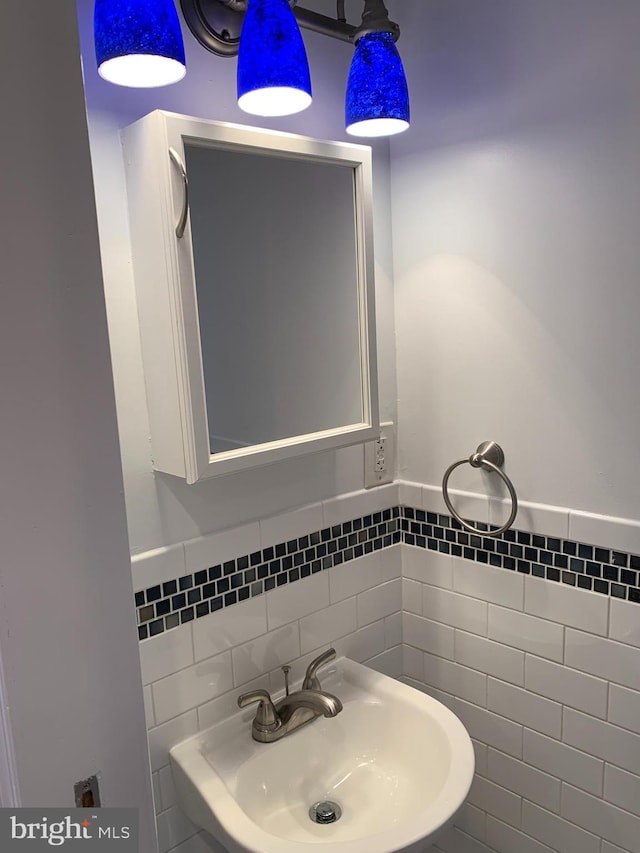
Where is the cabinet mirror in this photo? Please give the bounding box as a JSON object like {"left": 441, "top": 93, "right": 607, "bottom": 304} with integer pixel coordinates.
{"left": 124, "top": 111, "right": 378, "bottom": 483}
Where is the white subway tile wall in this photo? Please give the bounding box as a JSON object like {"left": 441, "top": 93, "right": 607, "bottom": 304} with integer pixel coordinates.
{"left": 408, "top": 541, "right": 640, "bottom": 853}
{"left": 135, "top": 483, "right": 640, "bottom": 853}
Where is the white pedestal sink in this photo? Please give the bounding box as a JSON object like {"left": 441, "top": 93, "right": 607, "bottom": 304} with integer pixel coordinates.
{"left": 170, "top": 657, "right": 474, "bottom": 853}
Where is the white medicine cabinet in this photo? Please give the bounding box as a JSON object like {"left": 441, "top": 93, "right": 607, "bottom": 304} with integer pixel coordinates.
{"left": 123, "top": 111, "right": 379, "bottom": 483}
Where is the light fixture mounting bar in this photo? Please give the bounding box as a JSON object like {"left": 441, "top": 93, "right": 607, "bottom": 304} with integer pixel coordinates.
{"left": 294, "top": 7, "right": 356, "bottom": 43}
{"left": 180, "top": 0, "right": 357, "bottom": 57}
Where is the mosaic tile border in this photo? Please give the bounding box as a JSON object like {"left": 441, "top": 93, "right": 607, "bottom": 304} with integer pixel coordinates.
{"left": 401, "top": 507, "right": 640, "bottom": 602}
{"left": 135, "top": 508, "right": 401, "bottom": 640}
{"left": 135, "top": 503, "right": 640, "bottom": 641}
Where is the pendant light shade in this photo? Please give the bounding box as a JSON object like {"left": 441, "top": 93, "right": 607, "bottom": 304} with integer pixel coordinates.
{"left": 94, "top": 0, "right": 186, "bottom": 87}
{"left": 345, "top": 31, "right": 409, "bottom": 137}
{"left": 237, "top": 0, "right": 312, "bottom": 117}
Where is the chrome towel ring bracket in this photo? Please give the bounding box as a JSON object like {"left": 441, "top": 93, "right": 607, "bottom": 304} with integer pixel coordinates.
{"left": 442, "top": 441, "right": 518, "bottom": 537}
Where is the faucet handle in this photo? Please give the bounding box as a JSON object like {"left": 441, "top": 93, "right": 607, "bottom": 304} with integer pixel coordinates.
{"left": 237, "top": 689, "right": 280, "bottom": 733}
{"left": 303, "top": 647, "right": 336, "bottom": 691}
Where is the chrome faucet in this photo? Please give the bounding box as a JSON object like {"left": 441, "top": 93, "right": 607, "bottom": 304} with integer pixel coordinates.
{"left": 237, "top": 648, "right": 343, "bottom": 743}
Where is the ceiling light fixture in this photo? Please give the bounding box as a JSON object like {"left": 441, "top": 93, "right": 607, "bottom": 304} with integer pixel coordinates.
{"left": 94, "top": 0, "right": 409, "bottom": 136}
{"left": 237, "top": 0, "right": 312, "bottom": 117}
{"left": 94, "top": 0, "right": 186, "bottom": 87}
{"left": 345, "top": 0, "right": 409, "bottom": 137}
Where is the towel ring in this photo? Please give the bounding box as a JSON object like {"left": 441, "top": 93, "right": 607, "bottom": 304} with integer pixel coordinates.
{"left": 442, "top": 441, "right": 518, "bottom": 537}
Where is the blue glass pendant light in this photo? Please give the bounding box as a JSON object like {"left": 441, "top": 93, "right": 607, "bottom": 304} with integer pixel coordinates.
{"left": 94, "top": 0, "right": 186, "bottom": 87}
{"left": 346, "top": 28, "right": 409, "bottom": 137}
{"left": 237, "top": 0, "right": 312, "bottom": 117}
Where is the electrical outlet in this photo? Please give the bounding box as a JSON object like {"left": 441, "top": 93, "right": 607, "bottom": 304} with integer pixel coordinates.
{"left": 364, "top": 422, "right": 394, "bottom": 489}
{"left": 74, "top": 773, "right": 102, "bottom": 808}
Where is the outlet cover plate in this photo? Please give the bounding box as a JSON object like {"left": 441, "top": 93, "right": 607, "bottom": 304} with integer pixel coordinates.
{"left": 364, "top": 421, "right": 394, "bottom": 489}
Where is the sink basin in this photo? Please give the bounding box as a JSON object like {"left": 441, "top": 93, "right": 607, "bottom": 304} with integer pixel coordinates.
{"left": 170, "top": 657, "right": 474, "bottom": 853}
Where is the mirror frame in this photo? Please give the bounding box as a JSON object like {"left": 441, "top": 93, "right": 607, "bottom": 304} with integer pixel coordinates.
{"left": 124, "top": 111, "right": 379, "bottom": 483}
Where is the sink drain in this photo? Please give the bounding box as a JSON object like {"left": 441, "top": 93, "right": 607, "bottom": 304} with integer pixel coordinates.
{"left": 309, "top": 800, "right": 342, "bottom": 824}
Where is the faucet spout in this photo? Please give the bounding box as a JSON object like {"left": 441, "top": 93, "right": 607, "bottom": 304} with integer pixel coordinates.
{"left": 277, "top": 688, "right": 343, "bottom": 720}
{"left": 239, "top": 649, "right": 343, "bottom": 742}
